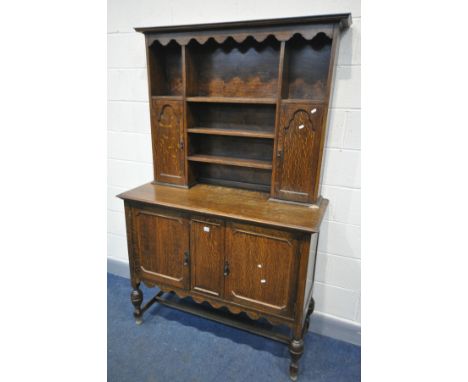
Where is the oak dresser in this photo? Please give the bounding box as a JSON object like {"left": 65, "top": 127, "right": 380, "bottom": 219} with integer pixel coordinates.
{"left": 118, "top": 13, "right": 352, "bottom": 380}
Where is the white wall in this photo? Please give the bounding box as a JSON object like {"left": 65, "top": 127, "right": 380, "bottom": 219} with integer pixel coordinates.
{"left": 108, "top": 0, "right": 361, "bottom": 327}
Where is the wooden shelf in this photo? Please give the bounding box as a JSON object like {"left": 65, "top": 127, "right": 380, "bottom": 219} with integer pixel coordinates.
{"left": 186, "top": 96, "right": 276, "bottom": 105}
{"left": 281, "top": 98, "right": 326, "bottom": 104}
{"left": 188, "top": 128, "right": 275, "bottom": 139}
{"left": 152, "top": 95, "right": 183, "bottom": 100}
{"left": 188, "top": 154, "right": 272, "bottom": 170}
{"left": 198, "top": 177, "right": 271, "bottom": 193}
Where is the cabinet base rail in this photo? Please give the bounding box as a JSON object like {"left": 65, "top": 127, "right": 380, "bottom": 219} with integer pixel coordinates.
{"left": 140, "top": 289, "right": 291, "bottom": 344}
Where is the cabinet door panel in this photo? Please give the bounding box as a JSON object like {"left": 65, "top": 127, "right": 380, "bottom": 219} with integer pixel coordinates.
{"left": 134, "top": 208, "right": 189, "bottom": 289}
{"left": 273, "top": 103, "right": 324, "bottom": 203}
{"left": 190, "top": 217, "right": 225, "bottom": 297}
{"left": 225, "top": 222, "right": 298, "bottom": 316}
{"left": 151, "top": 99, "right": 186, "bottom": 185}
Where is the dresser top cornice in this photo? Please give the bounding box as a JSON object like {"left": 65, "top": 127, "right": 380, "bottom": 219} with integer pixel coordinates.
{"left": 118, "top": 183, "right": 328, "bottom": 233}
{"left": 134, "top": 14, "right": 351, "bottom": 48}
{"left": 134, "top": 13, "right": 352, "bottom": 34}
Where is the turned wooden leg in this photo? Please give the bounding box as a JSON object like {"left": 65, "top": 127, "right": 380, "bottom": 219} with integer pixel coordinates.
{"left": 130, "top": 284, "right": 143, "bottom": 325}
{"left": 304, "top": 297, "right": 315, "bottom": 331}
{"left": 289, "top": 338, "right": 304, "bottom": 381}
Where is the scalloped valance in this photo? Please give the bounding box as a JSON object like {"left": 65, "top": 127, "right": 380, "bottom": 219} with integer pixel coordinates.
{"left": 147, "top": 24, "right": 334, "bottom": 46}
{"left": 144, "top": 23, "right": 335, "bottom": 46}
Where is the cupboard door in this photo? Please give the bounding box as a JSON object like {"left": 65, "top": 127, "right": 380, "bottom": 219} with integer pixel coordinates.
{"left": 224, "top": 222, "right": 298, "bottom": 317}
{"left": 151, "top": 99, "right": 186, "bottom": 185}
{"left": 273, "top": 103, "right": 324, "bottom": 203}
{"left": 134, "top": 208, "right": 189, "bottom": 289}
{"left": 190, "top": 217, "right": 225, "bottom": 297}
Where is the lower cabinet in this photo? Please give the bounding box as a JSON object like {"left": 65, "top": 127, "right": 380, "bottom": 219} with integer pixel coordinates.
{"left": 126, "top": 201, "right": 319, "bottom": 381}
{"left": 132, "top": 205, "right": 301, "bottom": 319}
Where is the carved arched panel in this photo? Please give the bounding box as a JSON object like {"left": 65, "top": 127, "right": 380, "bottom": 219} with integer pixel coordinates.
{"left": 273, "top": 103, "right": 324, "bottom": 203}
{"left": 152, "top": 100, "right": 185, "bottom": 185}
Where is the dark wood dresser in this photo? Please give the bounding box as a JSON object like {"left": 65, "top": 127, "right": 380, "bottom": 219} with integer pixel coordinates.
{"left": 118, "top": 13, "right": 351, "bottom": 380}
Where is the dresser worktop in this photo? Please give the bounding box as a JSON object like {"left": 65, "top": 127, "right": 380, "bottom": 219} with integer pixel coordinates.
{"left": 118, "top": 183, "right": 328, "bottom": 233}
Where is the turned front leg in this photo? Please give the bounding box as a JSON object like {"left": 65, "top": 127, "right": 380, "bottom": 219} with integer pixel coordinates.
{"left": 289, "top": 338, "right": 304, "bottom": 381}
{"left": 130, "top": 284, "right": 143, "bottom": 325}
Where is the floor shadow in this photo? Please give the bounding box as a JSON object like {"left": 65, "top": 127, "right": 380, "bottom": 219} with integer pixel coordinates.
{"left": 141, "top": 289, "right": 290, "bottom": 358}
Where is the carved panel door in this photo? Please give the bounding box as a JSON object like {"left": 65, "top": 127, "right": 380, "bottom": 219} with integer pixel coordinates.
{"left": 151, "top": 99, "right": 186, "bottom": 185}
{"left": 224, "top": 222, "right": 298, "bottom": 317}
{"left": 190, "top": 216, "right": 225, "bottom": 297}
{"left": 134, "top": 207, "right": 190, "bottom": 289}
{"left": 273, "top": 103, "right": 324, "bottom": 203}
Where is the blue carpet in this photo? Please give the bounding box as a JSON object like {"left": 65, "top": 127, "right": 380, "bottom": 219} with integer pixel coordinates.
{"left": 108, "top": 273, "right": 360, "bottom": 382}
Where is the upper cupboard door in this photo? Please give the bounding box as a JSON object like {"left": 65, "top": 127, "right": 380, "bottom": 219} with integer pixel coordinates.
{"left": 151, "top": 100, "right": 186, "bottom": 185}
{"left": 134, "top": 207, "right": 190, "bottom": 289}
{"left": 273, "top": 103, "right": 324, "bottom": 203}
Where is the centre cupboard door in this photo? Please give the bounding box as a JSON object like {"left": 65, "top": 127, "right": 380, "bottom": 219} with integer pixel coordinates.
{"left": 134, "top": 207, "right": 190, "bottom": 289}
{"left": 190, "top": 216, "right": 225, "bottom": 297}
{"left": 224, "top": 222, "right": 299, "bottom": 317}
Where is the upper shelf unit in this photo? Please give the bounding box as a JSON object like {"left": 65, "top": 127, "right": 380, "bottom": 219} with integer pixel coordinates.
{"left": 138, "top": 14, "right": 352, "bottom": 199}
